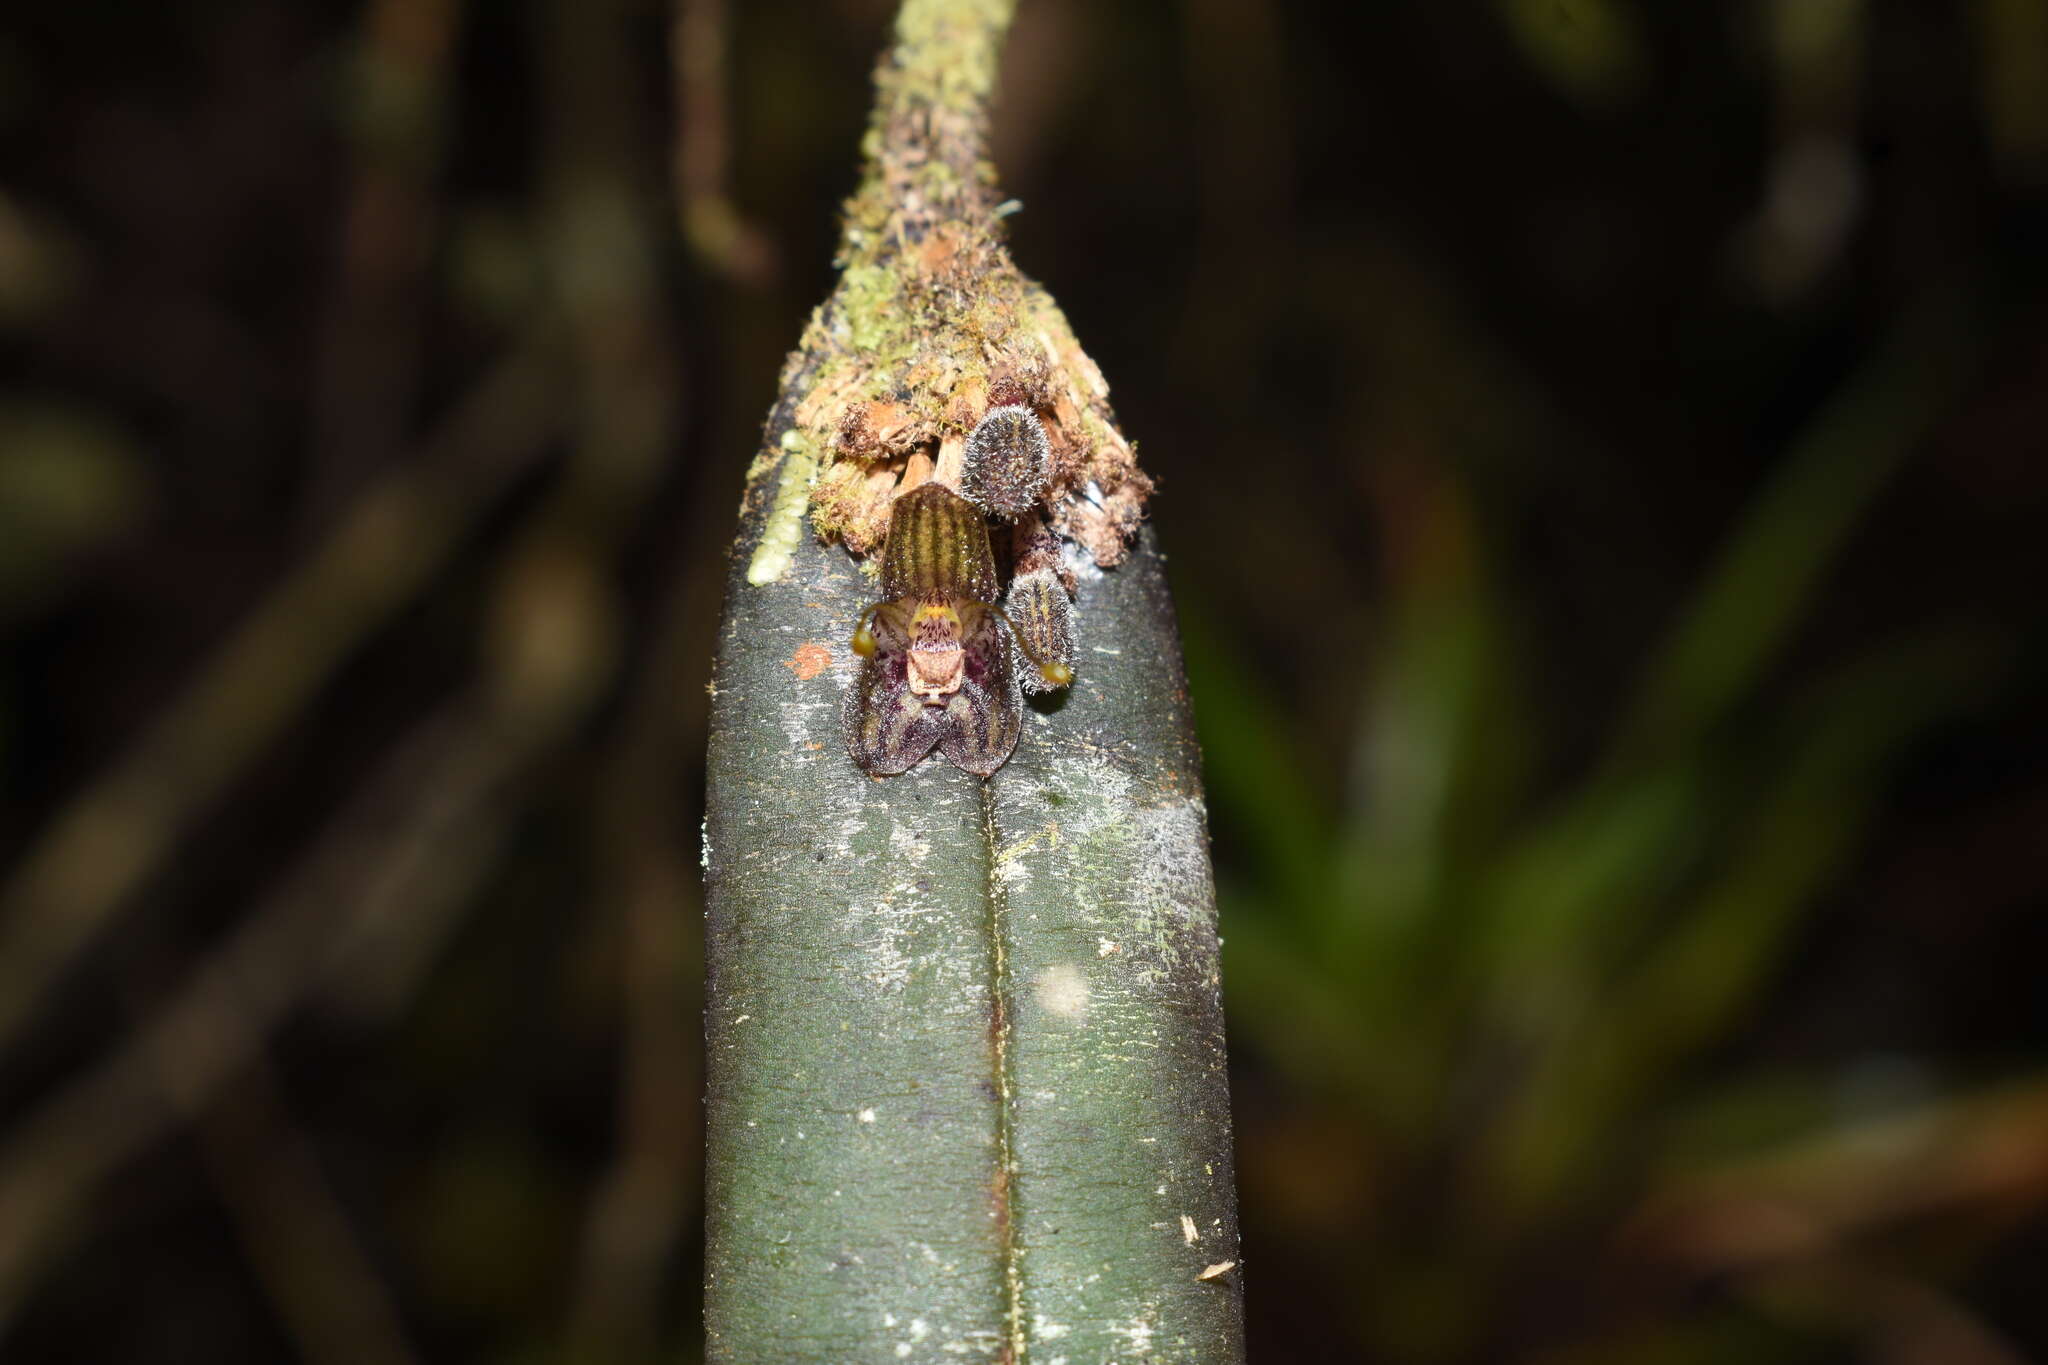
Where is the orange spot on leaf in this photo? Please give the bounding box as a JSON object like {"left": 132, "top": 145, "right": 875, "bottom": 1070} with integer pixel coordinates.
{"left": 784, "top": 641, "right": 832, "bottom": 680}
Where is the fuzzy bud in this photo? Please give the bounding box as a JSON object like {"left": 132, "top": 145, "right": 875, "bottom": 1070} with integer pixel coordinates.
{"left": 1004, "top": 567, "right": 1076, "bottom": 694}
{"left": 961, "top": 404, "right": 1051, "bottom": 520}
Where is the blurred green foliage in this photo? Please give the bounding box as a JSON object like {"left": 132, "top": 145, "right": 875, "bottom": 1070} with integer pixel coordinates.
{"left": 1197, "top": 331, "right": 2009, "bottom": 1350}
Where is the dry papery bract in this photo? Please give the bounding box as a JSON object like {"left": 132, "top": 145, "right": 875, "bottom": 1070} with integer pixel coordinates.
{"left": 787, "top": 211, "right": 1150, "bottom": 564}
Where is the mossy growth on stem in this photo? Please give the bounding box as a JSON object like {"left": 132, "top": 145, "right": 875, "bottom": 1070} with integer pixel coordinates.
{"left": 762, "top": 0, "right": 1152, "bottom": 574}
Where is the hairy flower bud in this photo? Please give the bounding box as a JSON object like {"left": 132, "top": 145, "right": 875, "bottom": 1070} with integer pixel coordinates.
{"left": 961, "top": 403, "right": 1051, "bottom": 519}
{"left": 1004, "top": 567, "right": 1076, "bottom": 694}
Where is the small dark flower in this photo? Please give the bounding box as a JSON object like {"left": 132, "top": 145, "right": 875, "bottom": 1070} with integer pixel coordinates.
{"left": 844, "top": 482, "right": 1072, "bottom": 776}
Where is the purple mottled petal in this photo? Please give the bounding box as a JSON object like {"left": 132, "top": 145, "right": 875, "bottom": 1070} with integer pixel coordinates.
{"left": 936, "top": 628, "right": 1023, "bottom": 775}
{"left": 842, "top": 644, "right": 946, "bottom": 775}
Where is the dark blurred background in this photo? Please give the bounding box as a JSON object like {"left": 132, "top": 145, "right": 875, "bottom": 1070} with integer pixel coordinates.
{"left": 3, "top": 0, "right": 2046, "bottom": 1360}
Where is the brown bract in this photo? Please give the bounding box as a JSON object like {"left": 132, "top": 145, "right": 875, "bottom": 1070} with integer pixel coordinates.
{"left": 776, "top": 10, "right": 1151, "bottom": 565}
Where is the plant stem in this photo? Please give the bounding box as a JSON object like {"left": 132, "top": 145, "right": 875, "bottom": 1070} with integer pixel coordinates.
{"left": 702, "top": 3, "right": 1244, "bottom": 1360}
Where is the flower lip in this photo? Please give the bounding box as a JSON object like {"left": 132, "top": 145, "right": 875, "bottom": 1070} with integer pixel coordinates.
{"left": 906, "top": 642, "right": 965, "bottom": 700}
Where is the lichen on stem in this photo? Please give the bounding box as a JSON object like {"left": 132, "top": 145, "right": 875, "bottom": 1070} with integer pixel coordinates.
{"left": 752, "top": 0, "right": 1149, "bottom": 576}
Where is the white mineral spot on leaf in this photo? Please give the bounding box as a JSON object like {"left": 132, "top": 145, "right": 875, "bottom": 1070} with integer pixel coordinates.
{"left": 993, "top": 821, "right": 1059, "bottom": 884}
{"left": 1033, "top": 962, "right": 1090, "bottom": 1020}
{"left": 1109, "top": 1313, "right": 1158, "bottom": 1354}
{"left": 1061, "top": 537, "right": 1105, "bottom": 582}
{"left": 1097, "top": 938, "right": 1118, "bottom": 956}
{"left": 1180, "top": 1214, "right": 1198, "bottom": 1244}
{"left": 777, "top": 698, "right": 815, "bottom": 754}
{"left": 1032, "top": 1314, "right": 1070, "bottom": 1340}
{"left": 859, "top": 1107, "right": 877, "bottom": 1123}
{"left": 1197, "top": 1260, "right": 1237, "bottom": 1282}
{"left": 888, "top": 819, "right": 931, "bottom": 863}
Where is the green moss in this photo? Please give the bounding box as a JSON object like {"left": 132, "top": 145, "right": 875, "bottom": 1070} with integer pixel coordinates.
{"left": 890, "top": 0, "right": 1014, "bottom": 112}
{"left": 778, "top": 0, "right": 1145, "bottom": 563}
{"left": 745, "top": 428, "right": 819, "bottom": 586}
{"left": 841, "top": 261, "right": 911, "bottom": 358}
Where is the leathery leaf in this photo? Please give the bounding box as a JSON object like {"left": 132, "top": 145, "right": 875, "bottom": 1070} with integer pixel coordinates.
{"left": 705, "top": 506, "right": 1242, "bottom": 1364}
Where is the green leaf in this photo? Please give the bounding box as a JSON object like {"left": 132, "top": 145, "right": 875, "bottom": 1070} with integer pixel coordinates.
{"left": 705, "top": 516, "right": 1242, "bottom": 1361}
